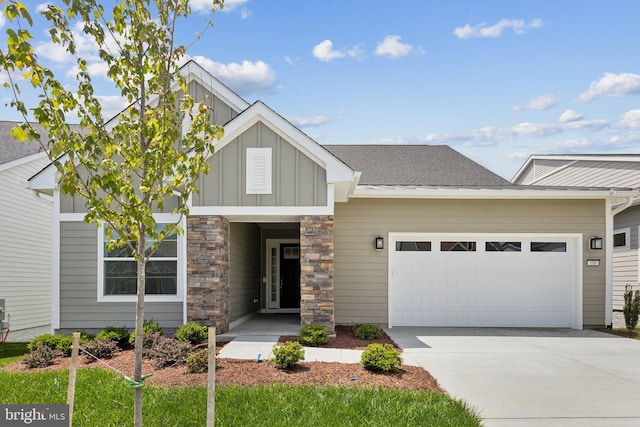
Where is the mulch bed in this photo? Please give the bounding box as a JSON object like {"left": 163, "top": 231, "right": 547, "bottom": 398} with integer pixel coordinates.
{"left": 3, "top": 326, "right": 442, "bottom": 392}
{"left": 279, "top": 325, "right": 398, "bottom": 349}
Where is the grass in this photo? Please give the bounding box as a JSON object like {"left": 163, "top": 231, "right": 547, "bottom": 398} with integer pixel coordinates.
{"left": 0, "top": 342, "right": 29, "bottom": 368}
{"left": 0, "top": 369, "right": 481, "bottom": 426}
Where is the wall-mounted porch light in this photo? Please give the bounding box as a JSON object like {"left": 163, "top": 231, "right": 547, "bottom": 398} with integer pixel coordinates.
{"left": 375, "top": 236, "right": 384, "bottom": 251}
{"left": 589, "top": 237, "right": 603, "bottom": 250}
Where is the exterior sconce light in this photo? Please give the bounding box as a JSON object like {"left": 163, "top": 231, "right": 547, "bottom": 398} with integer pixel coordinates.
{"left": 375, "top": 236, "right": 384, "bottom": 251}
{"left": 589, "top": 237, "right": 603, "bottom": 250}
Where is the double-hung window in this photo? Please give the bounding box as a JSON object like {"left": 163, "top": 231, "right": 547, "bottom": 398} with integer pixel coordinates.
{"left": 99, "top": 223, "right": 181, "bottom": 301}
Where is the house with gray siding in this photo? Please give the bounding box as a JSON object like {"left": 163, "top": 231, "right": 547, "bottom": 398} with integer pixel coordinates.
{"left": 0, "top": 122, "right": 53, "bottom": 341}
{"left": 513, "top": 154, "right": 640, "bottom": 327}
{"left": 27, "top": 62, "right": 638, "bottom": 335}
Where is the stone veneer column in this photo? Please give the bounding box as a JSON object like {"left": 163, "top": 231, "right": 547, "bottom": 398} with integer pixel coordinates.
{"left": 187, "top": 216, "right": 230, "bottom": 333}
{"left": 300, "top": 215, "right": 335, "bottom": 334}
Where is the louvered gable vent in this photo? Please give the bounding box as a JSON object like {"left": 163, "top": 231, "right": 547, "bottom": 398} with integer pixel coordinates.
{"left": 246, "top": 147, "right": 272, "bottom": 194}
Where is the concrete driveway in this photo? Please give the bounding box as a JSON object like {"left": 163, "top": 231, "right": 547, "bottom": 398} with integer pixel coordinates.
{"left": 385, "top": 327, "right": 640, "bottom": 426}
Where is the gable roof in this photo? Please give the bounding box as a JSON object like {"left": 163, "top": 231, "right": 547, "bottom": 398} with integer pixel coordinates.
{"left": 512, "top": 154, "right": 640, "bottom": 187}
{"left": 324, "top": 145, "right": 511, "bottom": 186}
{"left": 0, "top": 121, "right": 47, "bottom": 165}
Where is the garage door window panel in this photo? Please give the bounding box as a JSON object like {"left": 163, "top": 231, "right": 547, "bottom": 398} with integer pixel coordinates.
{"left": 396, "top": 241, "right": 431, "bottom": 251}
{"left": 486, "top": 242, "right": 521, "bottom": 252}
{"left": 441, "top": 241, "right": 476, "bottom": 252}
{"left": 531, "top": 242, "right": 567, "bottom": 252}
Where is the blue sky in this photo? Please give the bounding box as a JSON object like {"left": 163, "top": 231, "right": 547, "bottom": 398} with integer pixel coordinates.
{"left": 2, "top": 0, "right": 640, "bottom": 179}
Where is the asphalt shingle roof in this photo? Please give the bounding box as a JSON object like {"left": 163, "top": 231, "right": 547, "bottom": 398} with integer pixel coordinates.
{"left": 0, "top": 121, "right": 47, "bottom": 165}
{"left": 324, "top": 144, "right": 511, "bottom": 186}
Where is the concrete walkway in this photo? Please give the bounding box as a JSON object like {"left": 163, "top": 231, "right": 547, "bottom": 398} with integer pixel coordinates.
{"left": 385, "top": 327, "right": 640, "bottom": 426}
{"left": 217, "top": 334, "right": 363, "bottom": 363}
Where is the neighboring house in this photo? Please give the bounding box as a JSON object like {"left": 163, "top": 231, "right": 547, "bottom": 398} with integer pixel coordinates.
{"left": 0, "top": 122, "right": 52, "bottom": 341}
{"left": 28, "top": 61, "right": 637, "bottom": 335}
{"left": 512, "top": 155, "right": 640, "bottom": 327}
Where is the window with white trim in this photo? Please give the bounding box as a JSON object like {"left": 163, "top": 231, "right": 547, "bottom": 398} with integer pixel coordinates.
{"left": 614, "top": 228, "right": 630, "bottom": 251}
{"left": 246, "top": 147, "right": 272, "bottom": 194}
{"left": 101, "top": 224, "right": 179, "bottom": 298}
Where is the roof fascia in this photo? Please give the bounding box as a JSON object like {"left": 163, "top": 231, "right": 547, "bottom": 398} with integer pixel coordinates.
{"left": 0, "top": 150, "right": 48, "bottom": 172}
{"left": 213, "top": 101, "right": 355, "bottom": 183}
{"left": 350, "top": 186, "right": 637, "bottom": 200}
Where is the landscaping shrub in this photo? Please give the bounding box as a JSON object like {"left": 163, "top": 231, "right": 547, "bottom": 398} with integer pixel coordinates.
{"left": 82, "top": 338, "right": 119, "bottom": 363}
{"left": 298, "top": 325, "right": 329, "bottom": 347}
{"left": 146, "top": 335, "right": 192, "bottom": 369}
{"left": 175, "top": 322, "right": 208, "bottom": 344}
{"left": 22, "top": 344, "right": 63, "bottom": 369}
{"left": 360, "top": 343, "right": 403, "bottom": 373}
{"left": 28, "top": 334, "right": 72, "bottom": 355}
{"left": 354, "top": 323, "right": 383, "bottom": 340}
{"left": 128, "top": 319, "right": 164, "bottom": 345}
{"left": 185, "top": 349, "right": 215, "bottom": 373}
{"left": 272, "top": 341, "right": 305, "bottom": 370}
{"left": 140, "top": 332, "right": 164, "bottom": 357}
{"left": 96, "top": 326, "right": 130, "bottom": 349}
{"left": 624, "top": 284, "right": 640, "bottom": 334}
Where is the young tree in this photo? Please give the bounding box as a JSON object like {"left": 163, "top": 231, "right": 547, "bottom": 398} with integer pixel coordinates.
{"left": 1, "top": 1, "right": 223, "bottom": 425}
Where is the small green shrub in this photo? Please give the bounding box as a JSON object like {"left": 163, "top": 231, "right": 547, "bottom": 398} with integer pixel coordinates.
{"left": 128, "top": 319, "right": 164, "bottom": 345}
{"left": 360, "top": 343, "right": 403, "bottom": 373}
{"left": 96, "top": 326, "right": 130, "bottom": 348}
{"left": 82, "top": 339, "right": 119, "bottom": 363}
{"left": 354, "top": 323, "right": 383, "bottom": 340}
{"left": 298, "top": 325, "right": 329, "bottom": 347}
{"left": 175, "top": 322, "right": 208, "bottom": 344}
{"left": 185, "top": 349, "right": 216, "bottom": 373}
{"left": 22, "top": 344, "right": 63, "bottom": 369}
{"left": 271, "top": 341, "right": 305, "bottom": 370}
{"left": 624, "top": 284, "right": 640, "bottom": 334}
{"left": 28, "top": 334, "right": 72, "bottom": 355}
{"left": 146, "top": 335, "right": 192, "bottom": 369}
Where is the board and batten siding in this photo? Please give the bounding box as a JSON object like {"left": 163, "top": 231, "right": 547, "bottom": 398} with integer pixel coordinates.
{"left": 333, "top": 198, "right": 607, "bottom": 327}
{"left": 0, "top": 155, "right": 52, "bottom": 340}
{"left": 229, "top": 222, "right": 261, "bottom": 322}
{"left": 59, "top": 221, "right": 182, "bottom": 331}
{"left": 613, "top": 205, "right": 640, "bottom": 310}
{"left": 188, "top": 80, "right": 240, "bottom": 126}
{"left": 193, "top": 122, "right": 327, "bottom": 207}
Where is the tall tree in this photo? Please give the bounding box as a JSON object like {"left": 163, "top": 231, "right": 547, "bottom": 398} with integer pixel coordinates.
{"left": 1, "top": 0, "right": 224, "bottom": 425}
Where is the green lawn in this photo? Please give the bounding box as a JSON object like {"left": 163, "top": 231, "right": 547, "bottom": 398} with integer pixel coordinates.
{"left": 0, "top": 342, "right": 29, "bottom": 368}
{"left": 0, "top": 369, "right": 481, "bottom": 426}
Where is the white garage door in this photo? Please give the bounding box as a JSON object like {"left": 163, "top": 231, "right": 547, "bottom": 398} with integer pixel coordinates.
{"left": 389, "top": 233, "right": 581, "bottom": 328}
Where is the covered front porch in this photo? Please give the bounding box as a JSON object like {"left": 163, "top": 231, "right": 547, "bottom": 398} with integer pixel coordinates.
{"left": 185, "top": 215, "right": 335, "bottom": 335}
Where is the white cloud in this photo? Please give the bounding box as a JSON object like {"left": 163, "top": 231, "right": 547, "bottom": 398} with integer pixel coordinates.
{"left": 312, "top": 40, "right": 346, "bottom": 62}
{"left": 190, "top": 0, "right": 247, "bottom": 13}
{"left": 36, "top": 3, "right": 52, "bottom": 12}
{"left": 454, "top": 18, "right": 543, "bottom": 39}
{"left": 506, "top": 152, "right": 530, "bottom": 161}
{"left": 558, "top": 109, "right": 583, "bottom": 123}
{"left": 191, "top": 56, "right": 276, "bottom": 96}
{"left": 240, "top": 8, "right": 252, "bottom": 19}
{"left": 512, "top": 94, "right": 557, "bottom": 111}
{"left": 617, "top": 109, "right": 640, "bottom": 129}
{"left": 375, "top": 35, "right": 421, "bottom": 58}
{"left": 66, "top": 62, "right": 110, "bottom": 80}
{"left": 96, "top": 95, "right": 129, "bottom": 119}
{"left": 579, "top": 72, "right": 640, "bottom": 102}
{"left": 288, "top": 115, "right": 330, "bottom": 127}
{"left": 0, "top": 9, "right": 5, "bottom": 29}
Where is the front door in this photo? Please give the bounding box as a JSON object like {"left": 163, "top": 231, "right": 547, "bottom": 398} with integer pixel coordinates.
{"left": 280, "top": 244, "right": 301, "bottom": 309}
{"left": 266, "top": 240, "right": 300, "bottom": 311}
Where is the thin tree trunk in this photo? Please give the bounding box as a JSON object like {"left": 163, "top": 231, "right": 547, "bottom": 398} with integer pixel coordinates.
{"left": 134, "top": 234, "right": 146, "bottom": 427}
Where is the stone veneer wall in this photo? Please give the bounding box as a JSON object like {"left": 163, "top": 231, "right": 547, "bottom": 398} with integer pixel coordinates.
{"left": 300, "top": 215, "right": 335, "bottom": 334}
{"left": 187, "top": 216, "right": 230, "bottom": 333}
